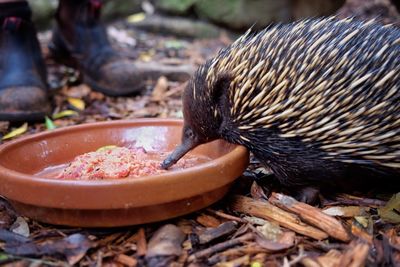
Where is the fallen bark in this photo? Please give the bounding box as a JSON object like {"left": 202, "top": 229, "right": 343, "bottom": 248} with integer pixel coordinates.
{"left": 269, "top": 193, "right": 351, "bottom": 242}
{"left": 230, "top": 195, "right": 329, "bottom": 240}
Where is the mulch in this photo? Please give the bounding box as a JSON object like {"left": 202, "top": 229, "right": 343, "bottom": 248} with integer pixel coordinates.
{"left": 0, "top": 22, "right": 399, "bottom": 267}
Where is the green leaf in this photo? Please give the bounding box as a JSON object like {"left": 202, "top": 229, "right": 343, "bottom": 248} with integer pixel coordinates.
{"left": 45, "top": 116, "right": 56, "bottom": 130}
{"left": 0, "top": 253, "right": 9, "bottom": 261}
{"left": 164, "top": 40, "right": 186, "bottom": 49}
{"left": 52, "top": 110, "right": 78, "bottom": 119}
{"left": 126, "top": 12, "right": 146, "bottom": 23}
{"left": 251, "top": 262, "right": 262, "bottom": 267}
{"left": 378, "top": 193, "right": 400, "bottom": 224}
{"left": 2, "top": 123, "right": 28, "bottom": 140}
{"left": 96, "top": 145, "right": 118, "bottom": 152}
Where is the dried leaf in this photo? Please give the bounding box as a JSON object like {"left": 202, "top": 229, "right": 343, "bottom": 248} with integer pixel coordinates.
{"left": 146, "top": 225, "right": 185, "bottom": 258}
{"left": 45, "top": 116, "right": 56, "bottom": 130}
{"left": 354, "top": 216, "right": 369, "bottom": 228}
{"left": 139, "top": 49, "right": 155, "bottom": 62}
{"left": 64, "top": 84, "right": 91, "bottom": 98}
{"left": 243, "top": 216, "right": 268, "bottom": 226}
{"left": 378, "top": 193, "right": 400, "bottom": 224}
{"left": 0, "top": 121, "right": 9, "bottom": 134}
{"left": 323, "top": 206, "right": 369, "bottom": 218}
{"left": 10, "top": 217, "right": 30, "bottom": 237}
{"left": 2, "top": 123, "right": 28, "bottom": 140}
{"left": 52, "top": 110, "right": 79, "bottom": 119}
{"left": 151, "top": 76, "right": 169, "bottom": 102}
{"left": 127, "top": 12, "right": 146, "bottom": 23}
{"left": 3, "top": 233, "right": 91, "bottom": 265}
{"left": 255, "top": 231, "right": 295, "bottom": 252}
{"left": 256, "top": 221, "right": 282, "bottom": 241}
{"left": 67, "top": 97, "right": 85, "bottom": 110}
{"left": 254, "top": 218, "right": 295, "bottom": 252}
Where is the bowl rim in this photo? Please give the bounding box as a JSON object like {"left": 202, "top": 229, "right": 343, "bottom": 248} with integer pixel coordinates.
{"left": 0, "top": 118, "right": 249, "bottom": 209}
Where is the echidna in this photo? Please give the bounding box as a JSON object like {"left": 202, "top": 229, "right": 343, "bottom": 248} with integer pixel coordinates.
{"left": 162, "top": 17, "right": 400, "bottom": 202}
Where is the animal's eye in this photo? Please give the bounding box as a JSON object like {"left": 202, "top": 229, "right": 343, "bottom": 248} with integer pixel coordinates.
{"left": 186, "top": 129, "right": 194, "bottom": 138}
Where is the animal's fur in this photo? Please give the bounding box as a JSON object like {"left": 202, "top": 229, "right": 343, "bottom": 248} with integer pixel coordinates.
{"left": 165, "top": 17, "right": 400, "bottom": 199}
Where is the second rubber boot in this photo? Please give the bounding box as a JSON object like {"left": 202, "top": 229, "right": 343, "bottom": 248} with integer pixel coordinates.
{"left": 49, "top": 0, "right": 145, "bottom": 97}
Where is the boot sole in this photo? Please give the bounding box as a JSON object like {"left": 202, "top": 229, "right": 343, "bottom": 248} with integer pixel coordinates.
{"left": 83, "top": 74, "right": 143, "bottom": 97}
{"left": 0, "top": 110, "right": 48, "bottom": 122}
{"left": 49, "top": 30, "right": 144, "bottom": 97}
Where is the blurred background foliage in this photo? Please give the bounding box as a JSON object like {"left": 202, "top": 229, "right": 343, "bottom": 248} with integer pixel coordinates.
{"left": 29, "top": 0, "right": 346, "bottom": 30}
{"left": 29, "top": 0, "right": 399, "bottom": 32}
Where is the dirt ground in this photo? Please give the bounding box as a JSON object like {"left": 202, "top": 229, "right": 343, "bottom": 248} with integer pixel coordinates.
{"left": 0, "top": 21, "right": 399, "bottom": 267}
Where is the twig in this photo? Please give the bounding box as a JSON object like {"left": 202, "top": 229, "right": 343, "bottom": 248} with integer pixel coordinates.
{"left": 95, "top": 250, "right": 103, "bottom": 267}
{"left": 136, "top": 228, "right": 147, "bottom": 257}
{"left": 288, "top": 245, "right": 306, "bottom": 266}
{"left": 206, "top": 209, "right": 248, "bottom": 223}
{"left": 188, "top": 232, "right": 254, "bottom": 262}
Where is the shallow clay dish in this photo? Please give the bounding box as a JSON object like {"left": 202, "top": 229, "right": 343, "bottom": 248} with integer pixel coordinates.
{"left": 0, "top": 119, "right": 249, "bottom": 227}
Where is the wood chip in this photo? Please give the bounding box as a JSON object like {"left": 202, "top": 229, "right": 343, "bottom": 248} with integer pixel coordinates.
{"left": 115, "top": 254, "right": 137, "bottom": 267}
{"left": 269, "top": 193, "right": 351, "bottom": 242}
{"left": 340, "top": 241, "right": 370, "bottom": 267}
{"left": 230, "top": 195, "right": 328, "bottom": 240}
{"left": 198, "top": 221, "right": 237, "bottom": 245}
{"left": 196, "top": 214, "right": 221, "bottom": 228}
{"left": 136, "top": 228, "right": 147, "bottom": 257}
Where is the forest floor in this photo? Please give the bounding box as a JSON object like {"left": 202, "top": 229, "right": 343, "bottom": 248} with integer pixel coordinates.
{"left": 0, "top": 19, "right": 399, "bottom": 267}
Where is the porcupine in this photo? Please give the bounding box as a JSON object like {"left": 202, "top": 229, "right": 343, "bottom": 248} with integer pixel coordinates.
{"left": 161, "top": 17, "right": 400, "bottom": 202}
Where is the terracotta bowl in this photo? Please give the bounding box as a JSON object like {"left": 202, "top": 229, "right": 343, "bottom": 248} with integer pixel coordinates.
{"left": 0, "top": 119, "right": 249, "bottom": 227}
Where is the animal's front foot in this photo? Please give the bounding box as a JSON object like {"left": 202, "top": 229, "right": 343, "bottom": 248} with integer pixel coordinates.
{"left": 293, "top": 186, "right": 320, "bottom": 204}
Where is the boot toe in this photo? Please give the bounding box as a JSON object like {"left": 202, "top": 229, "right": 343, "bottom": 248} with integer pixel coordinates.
{"left": 0, "top": 86, "right": 51, "bottom": 121}
{"left": 85, "top": 59, "right": 145, "bottom": 96}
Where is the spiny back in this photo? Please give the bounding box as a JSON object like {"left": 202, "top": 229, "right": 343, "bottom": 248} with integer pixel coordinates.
{"left": 199, "top": 17, "right": 400, "bottom": 170}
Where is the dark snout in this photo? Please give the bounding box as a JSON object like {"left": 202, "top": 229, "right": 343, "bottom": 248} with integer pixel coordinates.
{"left": 161, "top": 134, "right": 200, "bottom": 169}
